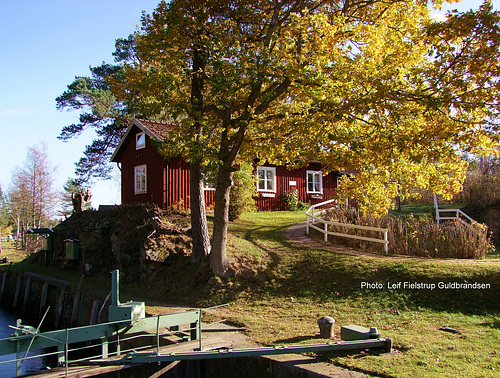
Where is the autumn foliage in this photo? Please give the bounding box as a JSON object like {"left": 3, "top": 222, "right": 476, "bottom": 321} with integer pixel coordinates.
{"left": 107, "top": 0, "right": 500, "bottom": 274}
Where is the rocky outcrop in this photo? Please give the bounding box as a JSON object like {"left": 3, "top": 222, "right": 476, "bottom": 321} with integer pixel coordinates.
{"left": 44, "top": 205, "right": 192, "bottom": 283}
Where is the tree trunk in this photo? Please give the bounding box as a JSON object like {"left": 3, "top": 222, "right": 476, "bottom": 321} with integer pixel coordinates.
{"left": 188, "top": 38, "right": 211, "bottom": 263}
{"left": 210, "top": 167, "right": 233, "bottom": 276}
{"left": 190, "top": 159, "right": 211, "bottom": 263}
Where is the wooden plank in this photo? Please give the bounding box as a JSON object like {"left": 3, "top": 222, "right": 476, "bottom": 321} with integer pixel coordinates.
{"left": 308, "top": 224, "right": 388, "bottom": 245}
{"left": 0, "top": 271, "right": 7, "bottom": 304}
{"left": 22, "top": 276, "right": 31, "bottom": 312}
{"left": 39, "top": 281, "right": 49, "bottom": 317}
{"left": 23, "top": 272, "right": 70, "bottom": 287}
{"left": 90, "top": 300, "right": 100, "bottom": 325}
{"left": 13, "top": 273, "right": 23, "bottom": 308}
{"left": 71, "top": 275, "right": 85, "bottom": 327}
{"left": 54, "top": 287, "right": 66, "bottom": 329}
{"left": 148, "top": 361, "right": 181, "bottom": 378}
{"left": 312, "top": 216, "right": 387, "bottom": 233}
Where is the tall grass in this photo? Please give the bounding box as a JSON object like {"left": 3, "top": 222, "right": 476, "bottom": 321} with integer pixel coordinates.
{"left": 323, "top": 208, "right": 494, "bottom": 259}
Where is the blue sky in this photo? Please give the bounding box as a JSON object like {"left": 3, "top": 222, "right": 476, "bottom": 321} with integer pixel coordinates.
{"left": 0, "top": 0, "right": 496, "bottom": 208}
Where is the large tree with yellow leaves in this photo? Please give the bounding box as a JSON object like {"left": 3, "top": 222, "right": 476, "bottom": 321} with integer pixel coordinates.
{"left": 112, "top": 0, "right": 500, "bottom": 275}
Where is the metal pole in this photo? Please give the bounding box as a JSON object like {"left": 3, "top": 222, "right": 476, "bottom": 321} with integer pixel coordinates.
{"left": 102, "top": 337, "right": 109, "bottom": 359}
{"left": 198, "top": 310, "right": 202, "bottom": 352}
{"left": 116, "top": 330, "right": 121, "bottom": 357}
{"left": 16, "top": 320, "right": 21, "bottom": 377}
{"left": 156, "top": 315, "right": 160, "bottom": 355}
{"left": 65, "top": 328, "right": 69, "bottom": 377}
{"left": 111, "top": 270, "right": 120, "bottom": 306}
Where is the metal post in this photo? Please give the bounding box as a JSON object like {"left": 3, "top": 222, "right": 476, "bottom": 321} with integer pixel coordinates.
{"left": 16, "top": 319, "right": 21, "bottom": 377}
{"left": 156, "top": 315, "right": 160, "bottom": 355}
{"left": 111, "top": 270, "right": 120, "bottom": 306}
{"left": 198, "top": 310, "right": 202, "bottom": 351}
{"left": 102, "top": 337, "right": 109, "bottom": 359}
{"left": 324, "top": 222, "right": 328, "bottom": 242}
{"left": 65, "top": 328, "right": 69, "bottom": 376}
{"left": 116, "top": 331, "right": 121, "bottom": 357}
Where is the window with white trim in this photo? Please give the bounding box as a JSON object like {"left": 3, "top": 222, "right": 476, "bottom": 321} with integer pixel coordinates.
{"left": 257, "top": 166, "right": 276, "bottom": 192}
{"left": 136, "top": 132, "right": 146, "bottom": 150}
{"left": 134, "top": 165, "right": 147, "bottom": 194}
{"left": 307, "top": 170, "right": 323, "bottom": 194}
{"left": 203, "top": 178, "right": 216, "bottom": 191}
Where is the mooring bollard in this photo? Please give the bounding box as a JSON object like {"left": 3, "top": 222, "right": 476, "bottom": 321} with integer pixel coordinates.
{"left": 317, "top": 316, "right": 335, "bottom": 339}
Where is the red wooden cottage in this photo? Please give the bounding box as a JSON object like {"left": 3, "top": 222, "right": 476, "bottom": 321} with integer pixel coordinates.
{"left": 111, "top": 119, "right": 343, "bottom": 211}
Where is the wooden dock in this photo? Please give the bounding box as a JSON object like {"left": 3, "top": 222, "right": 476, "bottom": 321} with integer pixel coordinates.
{"left": 25, "top": 331, "right": 236, "bottom": 377}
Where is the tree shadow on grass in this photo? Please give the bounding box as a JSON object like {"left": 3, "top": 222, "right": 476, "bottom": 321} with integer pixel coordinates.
{"left": 479, "top": 319, "right": 500, "bottom": 329}
{"left": 272, "top": 244, "right": 500, "bottom": 315}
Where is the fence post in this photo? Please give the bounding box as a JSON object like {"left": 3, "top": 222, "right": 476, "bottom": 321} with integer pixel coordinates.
{"left": 384, "top": 230, "right": 388, "bottom": 255}
{"left": 434, "top": 193, "right": 440, "bottom": 227}
{"left": 324, "top": 222, "right": 328, "bottom": 243}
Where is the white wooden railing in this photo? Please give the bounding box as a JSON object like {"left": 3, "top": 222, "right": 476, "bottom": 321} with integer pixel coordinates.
{"left": 306, "top": 200, "right": 389, "bottom": 254}
{"left": 433, "top": 194, "right": 475, "bottom": 226}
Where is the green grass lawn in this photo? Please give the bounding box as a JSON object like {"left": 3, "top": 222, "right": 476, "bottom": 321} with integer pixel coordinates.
{"left": 0, "top": 241, "right": 28, "bottom": 264}
{"left": 388, "top": 203, "right": 464, "bottom": 219}
{"left": 203, "top": 211, "right": 500, "bottom": 378}
{"left": 2, "top": 210, "right": 500, "bottom": 377}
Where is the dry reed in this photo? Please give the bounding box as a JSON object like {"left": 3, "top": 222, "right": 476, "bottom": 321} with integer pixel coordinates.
{"left": 323, "top": 208, "right": 494, "bottom": 259}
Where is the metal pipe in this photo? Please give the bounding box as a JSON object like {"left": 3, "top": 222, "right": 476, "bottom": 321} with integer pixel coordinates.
{"left": 111, "top": 270, "right": 120, "bottom": 306}
{"left": 92, "top": 338, "right": 392, "bottom": 365}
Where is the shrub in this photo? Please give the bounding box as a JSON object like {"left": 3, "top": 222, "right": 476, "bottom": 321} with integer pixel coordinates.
{"left": 387, "top": 217, "right": 493, "bottom": 259}
{"left": 229, "top": 162, "right": 257, "bottom": 221}
{"left": 283, "top": 189, "right": 299, "bottom": 211}
{"left": 322, "top": 208, "right": 494, "bottom": 259}
{"left": 455, "top": 166, "right": 500, "bottom": 215}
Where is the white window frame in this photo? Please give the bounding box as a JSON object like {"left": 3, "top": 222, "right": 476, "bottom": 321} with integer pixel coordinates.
{"left": 136, "top": 132, "right": 146, "bottom": 150}
{"left": 307, "top": 170, "right": 323, "bottom": 194}
{"left": 203, "top": 178, "right": 216, "bottom": 191}
{"left": 257, "top": 166, "right": 276, "bottom": 192}
{"left": 134, "top": 165, "right": 147, "bottom": 194}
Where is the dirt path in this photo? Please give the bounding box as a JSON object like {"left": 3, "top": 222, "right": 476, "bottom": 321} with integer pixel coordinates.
{"left": 285, "top": 222, "right": 498, "bottom": 264}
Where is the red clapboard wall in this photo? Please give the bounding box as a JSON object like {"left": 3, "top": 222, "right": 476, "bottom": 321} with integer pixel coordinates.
{"left": 113, "top": 120, "right": 340, "bottom": 212}
{"left": 254, "top": 162, "right": 338, "bottom": 211}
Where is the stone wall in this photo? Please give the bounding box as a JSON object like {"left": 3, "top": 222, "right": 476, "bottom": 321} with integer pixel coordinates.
{"left": 42, "top": 204, "right": 192, "bottom": 284}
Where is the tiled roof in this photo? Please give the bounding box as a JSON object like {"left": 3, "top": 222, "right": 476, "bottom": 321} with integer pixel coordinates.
{"left": 137, "top": 119, "right": 176, "bottom": 141}
{"left": 110, "top": 119, "right": 177, "bottom": 162}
